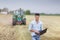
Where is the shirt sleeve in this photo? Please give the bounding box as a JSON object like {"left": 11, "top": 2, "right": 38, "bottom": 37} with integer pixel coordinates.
{"left": 40, "top": 22, "right": 43, "bottom": 30}
{"left": 28, "top": 22, "right": 33, "bottom": 31}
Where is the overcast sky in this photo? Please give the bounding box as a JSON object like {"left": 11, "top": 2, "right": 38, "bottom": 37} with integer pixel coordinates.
{"left": 0, "top": 0, "right": 60, "bottom": 14}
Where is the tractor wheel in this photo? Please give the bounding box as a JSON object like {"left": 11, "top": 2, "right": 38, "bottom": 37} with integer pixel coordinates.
{"left": 12, "top": 19, "right": 16, "bottom": 26}
{"left": 23, "top": 21, "right": 26, "bottom": 25}
{"left": 22, "top": 18, "right": 26, "bottom": 25}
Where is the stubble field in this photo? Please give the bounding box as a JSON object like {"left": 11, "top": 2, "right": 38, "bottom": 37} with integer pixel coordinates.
{"left": 0, "top": 14, "right": 60, "bottom": 40}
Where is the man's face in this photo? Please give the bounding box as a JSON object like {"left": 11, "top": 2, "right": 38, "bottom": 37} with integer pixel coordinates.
{"left": 35, "top": 15, "right": 40, "bottom": 21}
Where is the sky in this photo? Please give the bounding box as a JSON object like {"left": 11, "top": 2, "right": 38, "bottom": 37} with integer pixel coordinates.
{"left": 0, "top": 0, "right": 60, "bottom": 14}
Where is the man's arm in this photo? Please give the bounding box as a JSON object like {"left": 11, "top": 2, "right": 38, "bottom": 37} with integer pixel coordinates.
{"left": 30, "top": 30, "right": 39, "bottom": 34}
{"left": 40, "top": 22, "right": 43, "bottom": 30}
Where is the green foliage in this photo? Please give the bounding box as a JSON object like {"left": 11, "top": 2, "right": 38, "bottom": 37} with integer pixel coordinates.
{"left": 40, "top": 13, "right": 60, "bottom": 16}
{"left": 25, "top": 10, "right": 31, "bottom": 15}
{"left": 0, "top": 9, "right": 1, "bottom": 12}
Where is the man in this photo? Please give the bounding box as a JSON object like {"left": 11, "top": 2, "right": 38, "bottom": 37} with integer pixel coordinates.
{"left": 29, "top": 13, "right": 43, "bottom": 40}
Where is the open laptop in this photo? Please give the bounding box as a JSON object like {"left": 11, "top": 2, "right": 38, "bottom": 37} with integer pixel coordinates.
{"left": 35, "top": 28, "right": 47, "bottom": 35}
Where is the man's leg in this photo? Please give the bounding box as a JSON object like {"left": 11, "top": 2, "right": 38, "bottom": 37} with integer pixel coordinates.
{"left": 32, "top": 36, "right": 36, "bottom": 40}
{"left": 32, "top": 35, "right": 40, "bottom": 40}
{"left": 36, "top": 35, "right": 40, "bottom": 40}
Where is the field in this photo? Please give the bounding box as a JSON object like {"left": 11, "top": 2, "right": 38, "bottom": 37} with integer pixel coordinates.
{"left": 0, "top": 14, "right": 60, "bottom": 40}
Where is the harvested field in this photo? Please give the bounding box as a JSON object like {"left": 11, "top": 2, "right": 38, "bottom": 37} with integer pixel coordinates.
{"left": 0, "top": 14, "right": 60, "bottom": 40}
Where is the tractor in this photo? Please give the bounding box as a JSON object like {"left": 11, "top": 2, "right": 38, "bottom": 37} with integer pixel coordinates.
{"left": 12, "top": 8, "right": 26, "bottom": 25}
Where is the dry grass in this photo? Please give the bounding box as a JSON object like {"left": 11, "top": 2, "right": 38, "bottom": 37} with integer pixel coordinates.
{"left": 0, "top": 14, "right": 60, "bottom": 40}
{"left": 0, "top": 14, "right": 19, "bottom": 40}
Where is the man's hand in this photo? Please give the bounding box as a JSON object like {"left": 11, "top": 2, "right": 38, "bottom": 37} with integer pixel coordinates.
{"left": 34, "top": 30, "right": 40, "bottom": 34}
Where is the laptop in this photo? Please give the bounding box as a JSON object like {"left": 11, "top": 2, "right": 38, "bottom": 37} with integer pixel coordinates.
{"left": 35, "top": 28, "right": 47, "bottom": 35}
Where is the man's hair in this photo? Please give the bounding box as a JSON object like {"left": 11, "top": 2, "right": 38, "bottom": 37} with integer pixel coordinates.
{"left": 35, "top": 13, "right": 40, "bottom": 16}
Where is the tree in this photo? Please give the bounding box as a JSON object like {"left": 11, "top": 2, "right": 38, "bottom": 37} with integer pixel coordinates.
{"left": 3, "top": 8, "right": 8, "bottom": 12}
{"left": 25, "top": 10, "right": 31, "bottom": 15}
{"left": 0, "top": 9, "right": 1, "bottom": 12}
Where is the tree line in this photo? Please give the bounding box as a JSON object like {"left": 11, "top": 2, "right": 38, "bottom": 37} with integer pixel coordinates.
{"left": 0, "top": 8, "right": 60, "bottom": 15}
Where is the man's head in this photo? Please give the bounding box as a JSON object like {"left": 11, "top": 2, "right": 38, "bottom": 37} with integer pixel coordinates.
{"left": 35, "top": 13, "right": 40, "bottom": 22}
